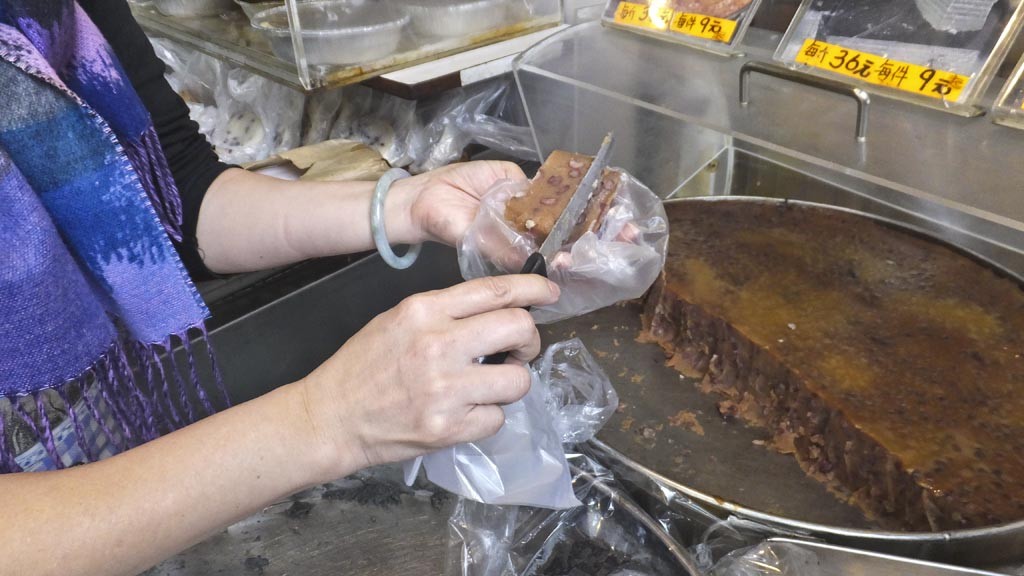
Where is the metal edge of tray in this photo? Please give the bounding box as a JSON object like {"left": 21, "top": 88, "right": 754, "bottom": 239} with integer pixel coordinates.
{"left": 763, "top": 537, "right": 1007, "bottom": 575}
{"left": 596, "top": 195, "right": 1024, "bottom": 564}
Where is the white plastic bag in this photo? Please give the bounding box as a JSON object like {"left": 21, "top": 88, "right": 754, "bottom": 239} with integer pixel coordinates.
{"left": 150, "top": 37, "right": 303, "bottom": 165}
{"left": 404, "top": 339, "right": 618, "bottom": 509}
{"left": 458, "top": 172, "right": 668, "bottom": 324}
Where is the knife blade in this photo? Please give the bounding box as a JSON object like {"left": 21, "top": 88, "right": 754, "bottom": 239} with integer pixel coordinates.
{"left": 537, "top": 133, "right": 615, "bottom": 261}
{"left": 480, "top": 133, "right": 615, "bottom": 366}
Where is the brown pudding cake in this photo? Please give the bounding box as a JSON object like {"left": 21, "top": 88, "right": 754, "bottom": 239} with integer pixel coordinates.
{"left": 505, "top": 150, "right": 621, "bottom": 244}
{"left": 641, "top": 199, "right": 1024, "bottom": 531}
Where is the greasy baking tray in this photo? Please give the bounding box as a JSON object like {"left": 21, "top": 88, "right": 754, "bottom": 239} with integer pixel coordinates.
{"left": 538, "top": 196, "right": 1024, "bottom": 567}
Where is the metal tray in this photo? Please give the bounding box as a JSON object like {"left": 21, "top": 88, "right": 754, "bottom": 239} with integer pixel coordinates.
{"left": 198, "top": 199, "right": 1024, "bottom": 567}
{"left": 548, "top": 196, "right": 1024, "bottom": 566}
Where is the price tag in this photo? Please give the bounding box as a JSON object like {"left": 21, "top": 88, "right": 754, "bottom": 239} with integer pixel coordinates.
{"left": 614, "top": 2, "right": 673, "bottom": 31}
{"left": 796, "top": 39, "right": 970, "bottom": 101}
{"left": 613, "top": 2, "right": 739, "bottom": 44}
{"left": 669, "top": 12, "right": 738, "bottom": 43}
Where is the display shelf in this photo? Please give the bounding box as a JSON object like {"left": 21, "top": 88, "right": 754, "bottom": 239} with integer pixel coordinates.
{"left": 133, "top": 2, "right": 561, "bottom": 92}
{"left": 366, "top": 24, "right": 569, "bottom": 99}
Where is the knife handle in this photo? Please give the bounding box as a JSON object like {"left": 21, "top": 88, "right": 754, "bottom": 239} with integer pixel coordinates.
{"left": 480, "top": 253, "right": 549, "bottom": 365}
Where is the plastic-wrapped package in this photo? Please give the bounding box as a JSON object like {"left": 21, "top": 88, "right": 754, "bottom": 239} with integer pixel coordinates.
{"left": 404, "top": 339, "right": 619, "bottom": 509}
{"left": 446, "top": 451, "right": 703, "bottom": 576}
{"left": 329, "top": 84, "right": 419, "bottom": 168}
{"left": 149, "top": 37, "right": 304, "bottom": 165}
{"left": 301, "top": 89, "right": 346, "bottom": 146}
{"left": 212, "top": 68, "right": 304, "bottom": 164}
{"left": 457, "top": 172, "right": 668, "bottom": 324}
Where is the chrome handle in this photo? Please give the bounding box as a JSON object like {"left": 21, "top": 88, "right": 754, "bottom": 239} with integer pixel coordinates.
{"left": 740, "top": 61, "right": 870, "bottom": 142}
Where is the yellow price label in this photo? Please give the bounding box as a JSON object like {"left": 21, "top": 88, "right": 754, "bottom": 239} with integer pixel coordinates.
{"left": 795, "top": 39, "right": 970, "bottom": 101}
{"left": 669, "top": 12, "right": 738, "bottom": 43}
{"left": 614, "top": 2, "right": 738, "bottom": 43}
{"left": 614, "top": 2, "right": 673, "bottom": 31}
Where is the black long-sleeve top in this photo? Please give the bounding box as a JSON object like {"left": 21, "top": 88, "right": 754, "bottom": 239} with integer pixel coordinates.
{"left": 80, "top": 0, "right": 232, "bottom": 280}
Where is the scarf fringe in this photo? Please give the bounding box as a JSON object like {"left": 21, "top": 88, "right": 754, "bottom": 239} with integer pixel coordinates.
{"left": 0, "top": 328, "right": 229, "bottom": 473}
{"left": 121, "top": 126, "right": 184, "bottom": 242}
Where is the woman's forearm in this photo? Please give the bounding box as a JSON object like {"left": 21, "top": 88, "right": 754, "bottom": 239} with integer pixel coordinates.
{"left": 0, "top": 383, "right": 345, "bottom": 576}
{"left": 195, "top": 168, "right": 421, "bottom": 274}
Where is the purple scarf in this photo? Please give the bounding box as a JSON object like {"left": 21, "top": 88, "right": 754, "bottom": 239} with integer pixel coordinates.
{"left": 0, "top": 0, "right": 227, "bottom": 472}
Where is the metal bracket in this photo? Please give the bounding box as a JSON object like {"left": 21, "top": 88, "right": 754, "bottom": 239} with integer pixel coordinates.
{"left": 740, "top": 61, "right": 871, "bottom": 142}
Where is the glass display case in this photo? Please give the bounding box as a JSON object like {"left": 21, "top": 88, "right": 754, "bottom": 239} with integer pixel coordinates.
{"left": 601, "top": 0, "right": 764, "bottom": 55}
{"left": 993, "top": 52, "right": 1024, "bottom": 126}
{"left": 514, "top": 22, "right": 1024, "bottom": 278}
{"left": 133, "top": 0, "right": 562, "bottom": 91}
{"left": 774, "top": 0, "right": 1024, "bottom": 115}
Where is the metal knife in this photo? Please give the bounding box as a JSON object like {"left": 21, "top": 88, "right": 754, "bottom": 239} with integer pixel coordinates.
{"left": 481, "top": 132, "right": 615, "bottom": 365}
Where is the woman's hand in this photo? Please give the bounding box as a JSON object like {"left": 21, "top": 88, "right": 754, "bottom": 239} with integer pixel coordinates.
{"left": 299, "top": 274, "right": 558, "bottom": 478}
{"left": 398, "top": 160, "right": 527, "bottom": 247}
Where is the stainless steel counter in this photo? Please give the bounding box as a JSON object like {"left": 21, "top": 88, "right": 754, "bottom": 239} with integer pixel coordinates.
{"left": 143, "top": 466, "right": 455, "bottom": 575}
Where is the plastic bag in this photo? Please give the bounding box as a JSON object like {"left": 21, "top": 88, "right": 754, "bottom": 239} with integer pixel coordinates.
{"left": 327, "top": 77, "right": 536, "bottom": 173}
{"left": 536, "top": 339, "right": 619, "bottom": 445}
{"left": 330, "top": 84, "right": 419, "bottom": 168}
{"left": 150, "top": 37, "right": 303, "bottom": 165}
{"left": 404, "top": 339, "right": 618, "bottom": 509}
{"left": 708, "top": 541, "right": 822, "bottom": 576}
{"left": 457, "top": 173, "right": 668, "bottom": 324}
{"left": 446, "top": 450, "right": 700, "bottom": 576}
{"left": 211, "top": 68, "right": 304, "bottom": 165}
{"left": 410, "top": 78, "right": 537, "bottom": 173}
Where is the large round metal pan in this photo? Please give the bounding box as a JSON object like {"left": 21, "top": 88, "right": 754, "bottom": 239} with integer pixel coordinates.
{"left": 538, "top": 196, "right": 1024, "bottom": 567}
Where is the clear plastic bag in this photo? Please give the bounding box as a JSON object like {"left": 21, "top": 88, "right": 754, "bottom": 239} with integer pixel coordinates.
{"left": 446, "top": 450, "right": 701, "bottom": 576}
{"left": 329, "top": 84, "right": 419, "bottom": 168}
{"left": 536, "top": 339, "right": 619, "bottom": 445}
{"left": 404, "top": 339, "right": 618, "bottom": 510}
{"left": 710, "top": 541, "right": 819, "bottom": 576}
{"left": 327, "top": 77, "right": 536, "bottom": 173}
{"left": 457, "top": 173, "right": 668, "bottom": 324}
{"left": 410, "top": 78, "right": 537, "bottom": 173}
{"left": 211, "top": 68, "right": 304, "bottom": 165}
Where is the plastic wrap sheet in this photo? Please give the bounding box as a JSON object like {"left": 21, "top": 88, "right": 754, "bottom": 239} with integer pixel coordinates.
{"left": 457, "top": 173, "right": 668, "bottom": 324}
{"left": 150, "top": 37, "right": 303, "bottom": 164}
{"left": 404, "top": 339, "right": 617, "bottom": 510}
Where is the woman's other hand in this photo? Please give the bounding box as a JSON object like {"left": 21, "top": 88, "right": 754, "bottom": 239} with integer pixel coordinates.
{"left": 400, "top": 160, "right": 527, "bottom": 247}
{"left": 299, "top": 274, "right": 558, "bottom": 478}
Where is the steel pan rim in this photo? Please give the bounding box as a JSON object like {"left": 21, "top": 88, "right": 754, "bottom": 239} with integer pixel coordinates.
{"left": 590, "top": 438, "right": 1024, "bottom": 545}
